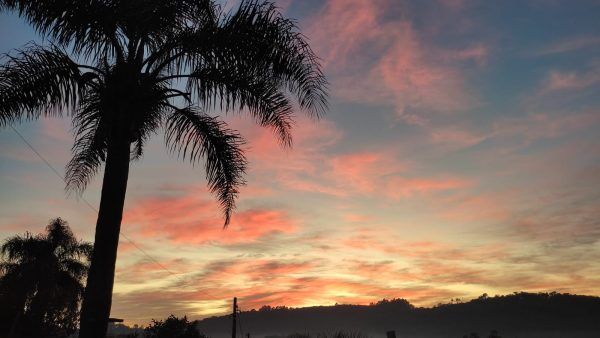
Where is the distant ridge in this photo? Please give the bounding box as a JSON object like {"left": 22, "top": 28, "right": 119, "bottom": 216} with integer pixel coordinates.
{"left": 196, "top": 292, "right": 600, "bottom": 338}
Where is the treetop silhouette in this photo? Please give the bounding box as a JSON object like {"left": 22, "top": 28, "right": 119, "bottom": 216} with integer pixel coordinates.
{"left": 0, "top": 218, "right": 92, "bottom": 337}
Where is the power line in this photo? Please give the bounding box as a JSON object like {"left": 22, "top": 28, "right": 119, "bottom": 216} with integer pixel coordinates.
{"left": 9, "top": 124, "right": 175, "bottom": 276}
{"left": 8, "top": 124, "right": 242, "bottom": 303}
{"left": 9, "top": 125, "right": 66, "bottom": 181}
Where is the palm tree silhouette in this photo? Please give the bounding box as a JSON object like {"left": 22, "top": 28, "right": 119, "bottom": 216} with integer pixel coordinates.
{"left": 0, "top": 218, "right": 92, "bottom": 337}
{"left": 0, "top": 1, "right": 328, "bottom": 337}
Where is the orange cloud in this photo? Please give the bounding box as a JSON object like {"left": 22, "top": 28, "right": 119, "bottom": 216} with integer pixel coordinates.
{"left": 123, "top": 194, "right": 297, "bottom": 245}
{"left": 329, "top": 152, "right": 405, "bottom": 194}
{"left": 385, "top": 176, "right": 471, "bottom": 199}
{"left": 197, "top": 259, "right": 317, "bottom": 286}
{"left": 112, "top": 274, "right": 460, "bottom": 325}
{"left": 228, "top": 112, "right": 472, "bottom": 200}
{"left": 343, "top": 214, "right": 374, "bottom": 223}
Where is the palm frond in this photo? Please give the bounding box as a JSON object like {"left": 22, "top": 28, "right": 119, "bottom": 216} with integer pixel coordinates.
{"left": 0, "top": 44, "right": 82, "bottom": 127}
{"left": 0, "top": 234, "right": 49, "bottom": 266}
{"left": 151, "top": 1, "right": 327, "bottom": 145}
{"left": 65, "top": 126, "right": 108, "bottom": 195}
{"left": 65, "top": 90, "right": 108, "bottom": 194}
{"left": 0, "top": 0, "right": 121, "bottom": 58}
{"left": 60, "top": 258, "right": 89, "bottom": 281}
{"left": 1, "top": 234, "right": 30, "bottom": 261}
{"left": 128, "top": 79, "right": 172, "bottom": 161}
{"left": 184, "top": 64, "right": 296, "bottom": 146}
{"left": 221, "top": 0, "right": 328, "bottom": 117}
{"left": 140, "top": 1, "right": 220, "bottom": 70}
{"left": 165, "top": 107, "right": 247, "bottom": 226}
{"left": 1, "top": 0, "right": 329, "bottom": 233}
{"left": 158, "top": 0, "right": 327, "bottom": 113}
{"left": 117, "top": 0, "right": 217, "bottom": 43}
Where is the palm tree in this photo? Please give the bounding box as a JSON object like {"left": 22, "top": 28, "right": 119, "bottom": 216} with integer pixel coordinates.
{"left": 0, "top": 218, "right": 92, "bottom": 337}
{"left": 0, "top": 0, "right": 328, "bottom": 337}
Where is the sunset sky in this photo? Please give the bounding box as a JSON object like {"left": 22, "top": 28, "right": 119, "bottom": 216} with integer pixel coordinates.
{"left": 1, "top": 0, "right": 599, "bottom": 325}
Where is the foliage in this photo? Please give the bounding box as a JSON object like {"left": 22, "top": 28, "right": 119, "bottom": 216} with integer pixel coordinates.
{"left": 144, "top": 315, "right": 205, "bottom": 338}
{"left": 0, "top": 218, "right": 92, "bottom": 338}
{"left": 287, "top": 332, "right": 367, "bottom": 338}
{"left": 0, "top": 0, "right": 328, "bottom": 226}
{"left": 462, "top": 331, "right": 502, "bottom": 338}
{"left": 372, "top": 298, "right": 413, "bottom": 309}
{"left": 0, "top": 1, "right": 328, "bottom": 335}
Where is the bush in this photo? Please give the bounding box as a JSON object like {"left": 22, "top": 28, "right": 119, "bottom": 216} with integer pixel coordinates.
{"left": 144, "top": 315, "right": 205, "bottom": 338}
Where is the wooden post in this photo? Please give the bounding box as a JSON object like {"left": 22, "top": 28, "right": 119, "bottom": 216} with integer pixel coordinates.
{"left": 232, "top": 297, "right": 237, "bottom": 338}
{"left": 386, "top": 331, "right": 396, "bottom": 338}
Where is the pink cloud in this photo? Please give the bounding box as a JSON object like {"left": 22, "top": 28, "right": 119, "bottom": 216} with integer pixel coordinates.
{"left": 329, "top": 152, "right": 404, "bottom": 194}
{"left": 123, "top": 194, "right": 297, "bottom": 245}
{"left": 376, "top": 32, "right": 478, "bottom": 119}
{"left": 240, "top": 119, "right": 471, "bottom": 198}
{"left": 202, "top": 259, "right": 317, "bottom": 284}
{"left": 305, "top": 0, "right": 385, "bottom": 71}
{"left": 306, "top": 0, "right": 483, "bottom": 124}
{"left": 232, "top": 116, "right": 472, "bottom": 198}
{"left": 538, "top": 62, "right": 600, "bottom": 95}
{"left": 429, "top": 108, "right": 600, "bottom": 151}
{"left": 385, "top": 176, "right": 472, "bottom": 199}
{"left": 327, "top": 151, "right": 470, "bottom": 199}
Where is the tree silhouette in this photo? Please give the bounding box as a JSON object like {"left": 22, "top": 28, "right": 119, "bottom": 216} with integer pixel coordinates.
{"left": 144, "top": 315, "right": 205, "bottom": 338}
{"left": 0, "top": 218, "right": 92, "bottom": 338}
{"left": 0, "top": 1, "right": 327, "bottom": 337}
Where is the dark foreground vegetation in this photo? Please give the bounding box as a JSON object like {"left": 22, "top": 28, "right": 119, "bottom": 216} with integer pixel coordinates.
{"left": 0, "top": 219, "right": 91, "bottom": 338}
{"left": 195, "top": 292, "right": 600, "bottom": 338}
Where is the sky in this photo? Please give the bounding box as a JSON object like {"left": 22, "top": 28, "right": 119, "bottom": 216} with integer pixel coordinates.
{"left": 1, "top": 0, "right": 600, "bottom": 326}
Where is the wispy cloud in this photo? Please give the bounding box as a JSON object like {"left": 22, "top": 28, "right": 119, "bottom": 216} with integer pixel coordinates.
{"left": 538, "top": 66, "right": 600, "bottom": 94}
{"left": 529, "top": 35, "right": 600, "bottom": 56}
{"left": 306, "top": 0, "right": 485, "bottom": 125}
{"left": 124, "top": 194, "right": 298, "bottom": 245}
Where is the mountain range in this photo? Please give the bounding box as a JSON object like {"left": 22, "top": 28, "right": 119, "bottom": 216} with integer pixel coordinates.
{"left": 195, "top": 292, "right": 600, "bottom": 338}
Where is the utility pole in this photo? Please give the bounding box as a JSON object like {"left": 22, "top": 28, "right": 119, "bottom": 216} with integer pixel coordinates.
{"left": 232, "top": 297, "right": 237, "bottom": 338}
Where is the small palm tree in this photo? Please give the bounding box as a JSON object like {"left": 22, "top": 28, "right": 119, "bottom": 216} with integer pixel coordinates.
{"left": 0, "top": 1, "right": 328, "bottom": 337}
{"left": 0, "top": 218, "right": 92, "bottom": 337}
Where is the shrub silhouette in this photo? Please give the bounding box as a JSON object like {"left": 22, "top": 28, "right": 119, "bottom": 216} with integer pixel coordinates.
{"left": 144, "top": 315, "right": 206, "bottom": 338}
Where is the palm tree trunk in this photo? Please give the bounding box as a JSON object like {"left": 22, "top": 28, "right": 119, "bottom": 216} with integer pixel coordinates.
{"left": 8, "top": 307, "right": 22, "bottom": 338}
{"left": 78, "top": 128, "right": 131, "bottom": 338}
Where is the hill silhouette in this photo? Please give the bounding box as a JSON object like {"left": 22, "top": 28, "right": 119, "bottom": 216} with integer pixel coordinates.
{"left": 195, "top": 292, "right": 600, "bottom": 338}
